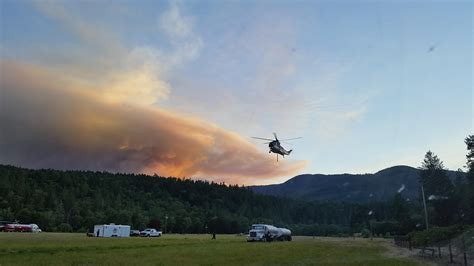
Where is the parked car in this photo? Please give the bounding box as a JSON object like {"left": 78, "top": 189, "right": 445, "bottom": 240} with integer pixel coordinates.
{"left": 140, "top": 228, "right": 162, "bottom": 237}
{"left": 130, "top": 230, "right": 140, "bottom": 237}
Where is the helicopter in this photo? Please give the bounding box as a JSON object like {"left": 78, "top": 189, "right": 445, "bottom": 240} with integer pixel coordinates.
{"left": 252, "top": 133, "right": 301, "bottom": 162}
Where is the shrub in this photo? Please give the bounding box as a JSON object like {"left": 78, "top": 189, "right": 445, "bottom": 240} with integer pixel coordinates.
{"left": 77, "top": 227, "right": 88, "bottom": 233}
{"left": 57, "top": 223, "right": 73, "bottom": 232}
{"left": 409, "top": 225, "right": 464, "bottom": 247}
{"left": 361, "top": 229, "right": 371, "bottom": 238}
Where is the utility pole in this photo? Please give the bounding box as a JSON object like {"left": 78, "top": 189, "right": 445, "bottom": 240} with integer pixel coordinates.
{"left": 420, "top": 184, "right": 429, "bottom": 229}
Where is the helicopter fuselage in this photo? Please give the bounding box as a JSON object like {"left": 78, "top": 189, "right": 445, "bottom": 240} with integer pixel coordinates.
{"left": 269, "top": 141, "right": 292, "bottom": 156}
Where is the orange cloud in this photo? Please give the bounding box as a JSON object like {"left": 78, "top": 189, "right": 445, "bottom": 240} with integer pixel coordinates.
{"left": 0, "top": 60, "right": 307, "bottom": 185}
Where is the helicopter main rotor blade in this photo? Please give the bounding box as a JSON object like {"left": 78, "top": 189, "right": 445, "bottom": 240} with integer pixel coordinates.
{"left": 273, "top": 132, "right": 278, "bottom": 141}
{"left": 279, "top": 137, "right": 302, "bottom": 141}
{"left": 252, "top": 137, "right": 273, "bottom": 141}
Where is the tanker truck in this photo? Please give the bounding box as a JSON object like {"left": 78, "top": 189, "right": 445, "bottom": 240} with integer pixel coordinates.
{"left": 247, "top": 224, "right": 292, "bottom": 242}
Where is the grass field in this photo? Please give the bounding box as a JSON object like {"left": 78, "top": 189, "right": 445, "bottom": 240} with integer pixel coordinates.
{"left": 0, "top": 233, "right": 424, "bottom": 265}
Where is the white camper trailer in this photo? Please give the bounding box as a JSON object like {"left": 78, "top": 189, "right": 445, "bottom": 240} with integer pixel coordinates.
{"left": 94, "top": 224, "right": 130, "bottom": 238}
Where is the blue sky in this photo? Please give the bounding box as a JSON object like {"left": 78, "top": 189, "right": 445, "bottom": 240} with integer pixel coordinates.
{"left": 0, "top": 0, "right": 472, "bottom": 184}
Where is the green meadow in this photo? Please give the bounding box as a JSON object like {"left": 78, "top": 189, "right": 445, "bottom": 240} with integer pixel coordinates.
{"left": 0, "top": 233, "right": 423, "bottom": 265}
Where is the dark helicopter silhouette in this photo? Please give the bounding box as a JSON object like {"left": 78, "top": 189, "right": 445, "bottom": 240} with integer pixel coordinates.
{"left": 252, "top": 133, "right": 301, "bottom": 162}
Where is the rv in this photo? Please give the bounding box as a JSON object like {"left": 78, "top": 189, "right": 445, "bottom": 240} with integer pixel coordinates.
{"left": 3, "top": 223, "right": 42, "bottom": 233}
{"left": 93, "top": 224, "right": 130, "bottom": 238}
{"left": 247, "top": 224, "right": 292, "bottom": 242}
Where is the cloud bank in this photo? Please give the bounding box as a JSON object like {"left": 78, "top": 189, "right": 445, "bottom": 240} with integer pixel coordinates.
{"left": 0, "top": 60, "right": 307, "bottom": 185}
{"left": 0, "top": 1, "right": 307, "bottom": 184}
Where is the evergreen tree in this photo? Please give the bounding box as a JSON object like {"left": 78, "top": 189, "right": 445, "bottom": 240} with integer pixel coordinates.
{"left": 419, "top": 151, "right": 456, "bottom": 226}
{"left": 465, "top": 135, "right": 474, "bottom": 180}
{"left": 464, "top": 135, "right": 474, "bottom": 222}
{"left": 392, "top": 193, "right": 409, "bottom": 223}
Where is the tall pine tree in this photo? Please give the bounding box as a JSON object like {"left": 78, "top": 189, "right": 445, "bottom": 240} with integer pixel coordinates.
{"left": 464, "top": 135, "right": 474, "bottom": 223}
{"left": 419, "top": 151, "right": 456, "bottom": 226}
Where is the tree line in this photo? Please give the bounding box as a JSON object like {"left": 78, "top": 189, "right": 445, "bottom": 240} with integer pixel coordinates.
{"left": 0, "top": 164, "right": 386, "bottom": 234}
{"left": 0, "top": 135, "right": 473, "bottom": 236}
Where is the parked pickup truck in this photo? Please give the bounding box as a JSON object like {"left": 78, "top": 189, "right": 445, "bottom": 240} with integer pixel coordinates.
{"left": 140, "top": 228, "right": 162, "bottom": 237}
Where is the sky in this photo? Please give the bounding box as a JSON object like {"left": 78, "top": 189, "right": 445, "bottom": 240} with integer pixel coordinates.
{"left": 0, "top": 0, "right": 472, "bottom": 185}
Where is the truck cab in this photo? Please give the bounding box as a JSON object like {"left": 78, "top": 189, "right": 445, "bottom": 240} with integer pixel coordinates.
{"left": 29, "top": 224, "right": 42, "bottom": 233}
{"left": 247, "top": 224, "right": 278, "bottom": 242}
{"left": 248, "top": 224, "right": 266, "bottom": 242}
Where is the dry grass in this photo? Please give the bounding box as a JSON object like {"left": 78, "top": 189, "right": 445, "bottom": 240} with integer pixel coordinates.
{"left": 0, "top": 233, "right": 424, "bottom": 265}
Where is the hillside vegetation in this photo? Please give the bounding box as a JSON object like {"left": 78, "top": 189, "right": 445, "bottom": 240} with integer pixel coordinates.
{"left": 1, "top": 135, "right": 473, "bottom": 236}
{"left": 252, "top": 165, "right": 462, "bottom": 203}
{"left": 0, "top": 165, "right": 418, "bottom": 234}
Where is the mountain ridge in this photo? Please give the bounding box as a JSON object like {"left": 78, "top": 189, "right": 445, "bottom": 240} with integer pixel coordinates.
{"left": 250, "top": 165, "right": 463, "bottom": 203}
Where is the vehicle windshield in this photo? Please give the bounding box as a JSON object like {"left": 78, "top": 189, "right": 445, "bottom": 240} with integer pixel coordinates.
{"left": 252, "top": 226, "right": 265, "bottom": 230}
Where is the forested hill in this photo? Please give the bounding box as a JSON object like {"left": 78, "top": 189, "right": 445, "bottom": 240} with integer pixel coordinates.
{"left": 251, "top": 166, "right": 463, "bottom": 203}
{"left": 0, "top": 164, "right": 410, "bottom": 235}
